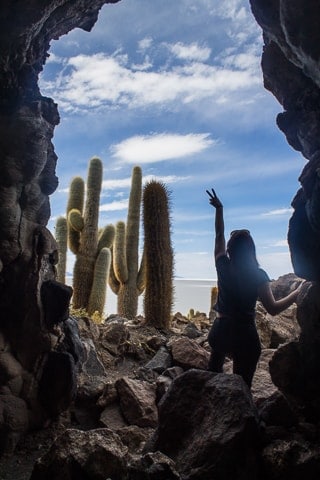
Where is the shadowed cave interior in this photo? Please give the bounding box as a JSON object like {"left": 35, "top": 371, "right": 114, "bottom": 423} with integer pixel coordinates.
{"left": 1, "top": 1, "right": 320, "bottom": 478}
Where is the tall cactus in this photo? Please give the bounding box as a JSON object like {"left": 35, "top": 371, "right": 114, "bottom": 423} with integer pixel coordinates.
{"left": 108, "top": 166, "right": 145, "bottom": 319}
{"left": 55, "top": 216, "right": 68, "bottom": 284}
{"left": 67, "top": 157, "right": 115, "bottom": 315}
{"left": 143, "top": 180, "right": 174, "bottom": 329}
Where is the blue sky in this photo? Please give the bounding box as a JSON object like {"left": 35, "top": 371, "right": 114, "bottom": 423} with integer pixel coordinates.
{"left": 41, "top": 0, "right": 305, "bottom": 280}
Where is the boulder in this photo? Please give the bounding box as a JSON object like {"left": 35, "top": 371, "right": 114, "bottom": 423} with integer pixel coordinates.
{"left": 99, "top": 403, "right": 127, "bottom": 430}
{"left": 150, "top": 369, "right": 260, "bottom": 479}
{"left": 169, "top": 337, "right": 210, "bottom": 370}
{"left": 256, "top": 303, "right": 300, "bottom": 349}
{"left": 144, "top": 346, "right": 172, "bottom": 373}
{"left": 116, "top": 377, "right": 158, "bottom": 428}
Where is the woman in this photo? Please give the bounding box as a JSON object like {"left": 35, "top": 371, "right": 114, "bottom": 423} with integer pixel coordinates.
{"left": 207, "top": 188, "right": 301, "bottom": 388}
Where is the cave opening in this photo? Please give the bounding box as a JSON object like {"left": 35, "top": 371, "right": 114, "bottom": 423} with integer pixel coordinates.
{"left": 41, "top": 0, "right": 302, "bottom": 286}
{"left": 2, "top": 0, "right": 320, "bottom": 470}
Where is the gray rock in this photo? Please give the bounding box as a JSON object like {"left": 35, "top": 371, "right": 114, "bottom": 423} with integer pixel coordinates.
{"left": 150, "top": 369, "right": 260, "bottom": 479}
{"left": 116, "top": 377, "right": 158, "bottom": 428}
{"left": 169, "top": 336, "right": 210, "bottom": 370}
{"left": 144, "top": 346, "right": 172, "bottom": 373}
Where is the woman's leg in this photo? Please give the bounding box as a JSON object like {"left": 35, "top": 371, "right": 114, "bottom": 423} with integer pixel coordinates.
{"left": 232, "top": 323, "right": 261, "bottom": 388}
{"left": 207, "top": 317, "right": 231, "bottom": 373}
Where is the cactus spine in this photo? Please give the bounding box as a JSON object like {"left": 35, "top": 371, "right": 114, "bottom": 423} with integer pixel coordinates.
{"left": 108, "top": 166, "right": 145, "bottom": 319}
{"left": 67, "top": 157, "right": 115, "bottom": 315}
{"left": 143, "top": 180, "right": 174, "bottom": 329}
{"left": 55, "top": 216, "right": 68, "bottom": 284}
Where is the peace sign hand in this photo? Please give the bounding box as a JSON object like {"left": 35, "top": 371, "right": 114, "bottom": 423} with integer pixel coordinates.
{"left": 206, "top": 188, "right": 223, "bottom": 209}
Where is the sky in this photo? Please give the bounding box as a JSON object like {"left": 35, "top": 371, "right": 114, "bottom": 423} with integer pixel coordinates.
{"left": 41, "top": 0, "right": 306, "bottom": 281}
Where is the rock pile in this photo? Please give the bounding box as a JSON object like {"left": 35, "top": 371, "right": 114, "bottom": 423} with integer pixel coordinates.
{"left": 1, "top": 277, "right": 307, "bottom": 479}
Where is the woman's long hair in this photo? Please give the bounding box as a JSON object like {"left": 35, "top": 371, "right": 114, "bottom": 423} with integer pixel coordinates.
{"left": 227, "top": 230, "right": 259, "bottom": 273}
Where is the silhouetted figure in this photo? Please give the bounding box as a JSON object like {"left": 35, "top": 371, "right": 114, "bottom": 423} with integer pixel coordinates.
{"left": 207, "top": 188, "right": 301, "bottom": 388}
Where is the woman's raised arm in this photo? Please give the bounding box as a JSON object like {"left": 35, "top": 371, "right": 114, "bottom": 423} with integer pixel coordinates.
{"left": 207, "top": 188, "right": 226, "bottom": 260}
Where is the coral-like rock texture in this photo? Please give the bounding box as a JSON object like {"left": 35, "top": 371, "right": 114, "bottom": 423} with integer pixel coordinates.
{"left": 0, "top": 0, "right": 119, "bottom": 452}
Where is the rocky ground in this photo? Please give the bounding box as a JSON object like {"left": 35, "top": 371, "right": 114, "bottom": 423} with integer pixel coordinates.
{"left": 0, "top": 276, "right": 303, "bottom": 479}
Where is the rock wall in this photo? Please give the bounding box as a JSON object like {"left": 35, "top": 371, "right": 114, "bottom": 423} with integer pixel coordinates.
{"left": 250, "top": 0, "right": 320, "bottom": 419}
{"left": 250, "top": 0, "right": 320, "bottom": 280}
{"left": 0, "top": 0, "right": 119, "bottom": 454}
{"left": 1, "top": 0, "right": 320, "bottom": 455}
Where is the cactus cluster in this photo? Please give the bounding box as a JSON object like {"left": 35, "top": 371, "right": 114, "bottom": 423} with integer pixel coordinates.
{"left": 54, "top": 160, "right": 176, "bottom": 323}
{"left": 56, "top": 157, "right": 115, "bottom": 315}
{"left": 66, "top": 157, "right": 115, "bottom": 316}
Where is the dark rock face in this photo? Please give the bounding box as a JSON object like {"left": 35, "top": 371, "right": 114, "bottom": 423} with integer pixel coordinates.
{"left": 0, "top": 0, "right": 120, "bottom": 454}
{"left": 150, "top": 369, "right": 260, "bottom": 480}
{"left": 249, "top": 0, "right": 320, "bottom": 421}
{"left": 1, "top": 0, "right": 320, "bottom": 466}
{"left": 269, "top": 282, "right": 320, "bottom": 420}
{"left": 250, "top": 0, "right": 320, "bottom": 280}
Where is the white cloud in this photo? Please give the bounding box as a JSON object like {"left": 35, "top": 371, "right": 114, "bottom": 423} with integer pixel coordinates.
{"left": 271, "top": 239, "right": 288, "bottom": 247}
{"left": 100, "top": 199, "right": 128, "bottom": 211}
{"left": 102, "top": 173, "right": 190, "bottom": 191}
{"left": 40, "top": 48, "right": 261, "bottom": 113}
{"left": 167, "top": 42, "right": 211, "bottom": 62}
{"left": 138, "top": 37, "right": 153, "bottom": 51}
{"left": 221, "top": 51, "right": 259, "bottom": 71}
{"left": 102, "top": 177, "right": 133, "bottom": 190}
{"left": 262, "top": 208, "right": 293, "bottom": 217}
{"left": 111, "top": 133, "right": 215, "bottom": 163}
{"left": 143, "top": 174, "right": 190, "bottom": 184}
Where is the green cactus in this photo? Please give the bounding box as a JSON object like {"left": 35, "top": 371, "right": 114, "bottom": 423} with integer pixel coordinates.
{"left": 108, "top": 166, "right": 145, "bottom": 319}
{"left": 67, "top": 157, "right": 115, "bottom": 315}
{"left": 88, "top": 247, "right": 112, "bottom": 316}
{"left": 55, "top": 216, "right": 68, "bottom": 284}
{"left": 143, "top": 180, "right": 174, "bottom": 329}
